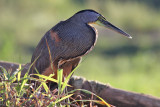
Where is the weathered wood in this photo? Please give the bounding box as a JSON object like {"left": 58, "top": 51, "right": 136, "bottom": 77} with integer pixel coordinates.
{"left": 69, "top": 77, "right": 160, "bottom": 107}
{"left": 0, "top": 61, "right": 160, "bottom": 107}
{"left": 0, "top": 61, "right": 30, "bottom": 77}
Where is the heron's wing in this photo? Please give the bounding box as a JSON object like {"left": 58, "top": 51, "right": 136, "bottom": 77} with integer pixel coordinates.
{"left": 31, "top": 33, "right": 51, "bottom": 74}
{"left": 53, "top": 21, "right": 96, "bottom": 60}
{"left": 31, "top": 21, "right": 65, "bottom": 74}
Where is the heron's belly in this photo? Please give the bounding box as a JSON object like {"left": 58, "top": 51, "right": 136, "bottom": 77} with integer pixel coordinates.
{"left": 55, "top": 37, "right": 95, "bottom": 60}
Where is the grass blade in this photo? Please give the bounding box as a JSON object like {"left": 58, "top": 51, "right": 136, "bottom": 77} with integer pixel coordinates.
{"left": 58, "top": 69, "right": 63, "bottom": 95}
{"left": 61, "top": 65, "right": 80, "bottom": 93}
{"left": 42, "top": 82, "right": 49, "bottom": 93}
{"left": 67, "top": 89, "right": 111, "bottom": 107}
{"left": 50, "top": 94, "right": 73, "bottom": 106}
{"left": 0, "top": 66, "right": 9, "bottom": 80}
{"left": 9, "top": 64, "right": 22, "bottom": 83}
{"left": 32, "top": 74, "right": 57, "bottom": 83}
{"left": 17, "top": 64, "right": 21, "bottom": 82}
{"left": 33, "top": 74, "right": 71, "bottom": 87}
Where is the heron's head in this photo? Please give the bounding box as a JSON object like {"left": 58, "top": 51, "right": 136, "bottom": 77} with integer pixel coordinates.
{"left": 71, "top": 9, "right": 132, "bottom": 39}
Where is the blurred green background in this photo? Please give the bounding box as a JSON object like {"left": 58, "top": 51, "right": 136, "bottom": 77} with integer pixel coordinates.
{"left": 0, "top": 0, "right": 160, "bottom": 97}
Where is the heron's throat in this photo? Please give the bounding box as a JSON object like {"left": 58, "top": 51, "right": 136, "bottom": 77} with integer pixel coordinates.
{"left": 87, "top": 23, "right": 98, "bottom": 48}
{"left": 88, "top": 23, "right": 98, "bottom": 36}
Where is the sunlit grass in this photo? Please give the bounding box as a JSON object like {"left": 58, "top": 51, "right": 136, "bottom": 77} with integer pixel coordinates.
{"left": 0, "top": 64, "right": 111, "bottom": 106}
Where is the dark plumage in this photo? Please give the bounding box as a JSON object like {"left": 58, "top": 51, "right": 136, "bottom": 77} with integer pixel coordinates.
{"left": 31, "top": 9, "right": 131, "bottom": 79}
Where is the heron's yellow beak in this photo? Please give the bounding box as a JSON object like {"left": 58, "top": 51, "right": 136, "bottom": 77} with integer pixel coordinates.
{"left": 96, "top": 15, "right": 132, "bottom": 39}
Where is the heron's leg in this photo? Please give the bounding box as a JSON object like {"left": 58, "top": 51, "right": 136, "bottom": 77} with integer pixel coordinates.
{"left": 42, "top": 61, "right": 58, "bottom": 78}
{"left": 61, "top": 58, "right": 81, "bottom": 80}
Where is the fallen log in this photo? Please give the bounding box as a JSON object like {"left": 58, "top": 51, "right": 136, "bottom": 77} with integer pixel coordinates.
{"left": 0, "top": 61, "right": 30, "bottom": 77}
{"left": 69, "top": 77, "right": 160, "bottom": 107}
{"left": 0, "top": 61, "right": 160, "bottom": 107}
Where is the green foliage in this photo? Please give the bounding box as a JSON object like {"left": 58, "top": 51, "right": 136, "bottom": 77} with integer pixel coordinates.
{"left": 68, "top": 89, "right": 111, "bottom": 106}
{"left": 0, "top": 65, "right": 110, "bottom": 106}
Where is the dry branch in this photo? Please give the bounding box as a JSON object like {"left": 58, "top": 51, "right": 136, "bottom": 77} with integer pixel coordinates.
{"left": 0, "top": 61, "right": 160, "bottom": 107}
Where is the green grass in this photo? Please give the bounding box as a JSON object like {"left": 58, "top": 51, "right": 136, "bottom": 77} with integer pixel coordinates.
{"left": 0, "top": 65, "right": 111, "bottom": 107}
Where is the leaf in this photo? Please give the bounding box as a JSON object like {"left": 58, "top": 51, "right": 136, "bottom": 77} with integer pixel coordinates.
{"left": 9, "top": 64, "right": 22, "bottom": 83}
{"left": 29, "top": 74, "right": 53, "bottom": 98}
{"left": 19, "top": 78, "right": 28, "bottom": 96}
{"left": 58, "top": 69, "right": 63, "bottom": 95}
{"left": 61, "top": 65, "right": 80, "bottom": 93}
{"left": 32, "top": 74, "right": 71, "bottom": 86}
{"left": 19, "top": 57, "right": 40, "bottom": 95}
{"left": 67, "top": 89, "right": 111, "bottom": 107}
{"left": 52, "top": 94, "right": 73, "bottom": 106}
{"left": 17, "top": 64, "right": 21, "bottom": 82}
{"left": 32, "top": 74, "right": 57, "bottom": 83}
{"left": 0, "top": 66, "right": 9, "bottom": 80}
{"left": 42, "top": 82, "right": 49, "bottom": 93}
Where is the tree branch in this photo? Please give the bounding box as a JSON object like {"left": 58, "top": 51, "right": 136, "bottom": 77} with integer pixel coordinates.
{"left": 0, "top": 61, "right": 160, "bottom": 107}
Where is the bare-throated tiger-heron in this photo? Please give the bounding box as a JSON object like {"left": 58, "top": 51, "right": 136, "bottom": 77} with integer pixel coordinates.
{"left": 31, "top": 9, "right": 132, "bottom": 80}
